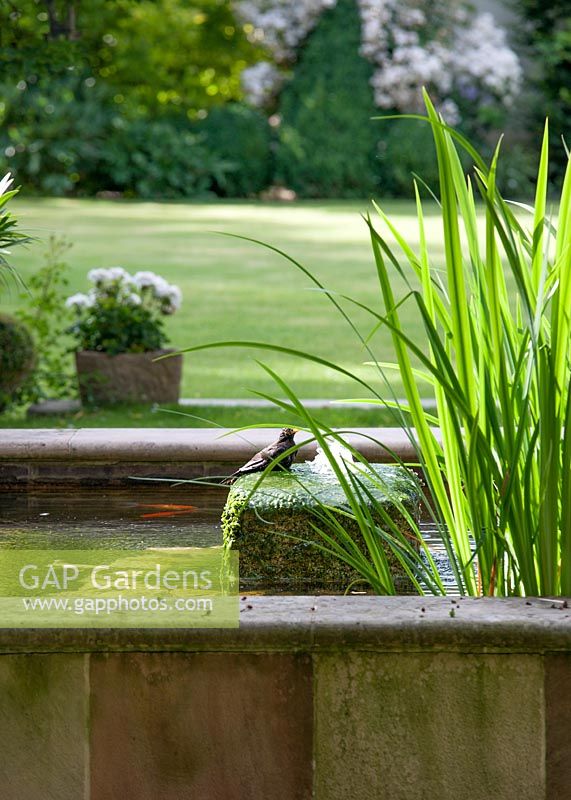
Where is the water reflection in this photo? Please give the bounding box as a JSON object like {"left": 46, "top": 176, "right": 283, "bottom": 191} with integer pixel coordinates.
{"left": 0, "top": 488, "right": 460, "bottom": 594}
{"left": 0, "top": 487, "right": 227, "bottom": 550}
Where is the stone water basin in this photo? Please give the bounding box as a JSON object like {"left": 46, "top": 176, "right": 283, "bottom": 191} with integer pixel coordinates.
{"left": 0, "top": 482, "right": 459, "bottom": 594}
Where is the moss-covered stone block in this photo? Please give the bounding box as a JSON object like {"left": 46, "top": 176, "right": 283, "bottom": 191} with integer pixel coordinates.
{"left": 221, "top": 462, "right": 421, "bottom": 593}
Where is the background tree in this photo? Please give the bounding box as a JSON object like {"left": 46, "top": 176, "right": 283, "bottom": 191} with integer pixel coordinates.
{"left": 513, "top": 0, "right": 571, "bottom": 180}
{"left": 0, "top": 0, "right": 266, "bottom": 196}
{"left": 0, "top": 0, "right": 537, "bottom": 199}
{"left": 96, "top": 0, "right": 259, "bottom": 119}
{"left": 1, "top": 0, "right": 260, "bottom": 117}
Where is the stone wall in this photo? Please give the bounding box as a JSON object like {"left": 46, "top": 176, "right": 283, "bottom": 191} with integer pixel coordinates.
{"left": 0, "top": 596, "right": 569, "bottom": 799}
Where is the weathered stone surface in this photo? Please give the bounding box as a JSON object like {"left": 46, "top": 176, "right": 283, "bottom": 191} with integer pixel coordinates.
{"left": 314, "top": 651, "right": 545, "bottom": 800}
{"left": 0, "top": 459, "right": 237, "bottom": 486}
{"left": 0, "top": 597, "right": 567, "bottom": 654}
{"left": 0, "top": 427, "right": 429, "bottom": 464}
{"left": 545, "top": 654, "right": 571, "bottom": 800}
{"left": 0, "top": 654, "right": 88, "bottom": 800}
{"left": 0, "top": 601, "right": 566, "bottom": 798}
{"left": 75, "top": 349, "right": 182, "bottom": 405}
{"left": 90, "top": 652, "right": 313, "bottom": 800}
{"left": 0, "top": 427, "right": 434, "bottom": 485}
{"left": 222, "top": 463, "right": 420, "bottom": 592}
{"left": 0, "top": 597, "right": 569, "bottom": 654}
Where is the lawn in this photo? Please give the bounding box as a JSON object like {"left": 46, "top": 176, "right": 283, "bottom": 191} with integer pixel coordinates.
{"left": 0, "top": 402, "right": 400, "bottom": 429}
{"left": 4, "top": 197, "right": 482, "bottom": 405}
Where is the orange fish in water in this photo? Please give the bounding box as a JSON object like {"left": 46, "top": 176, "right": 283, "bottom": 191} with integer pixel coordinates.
{"left": 138, "top": 503, "right": 197, "bottom": 519}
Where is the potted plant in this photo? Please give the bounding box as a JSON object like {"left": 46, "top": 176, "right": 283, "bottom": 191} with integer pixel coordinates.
{"left": 66, "top": 267, "right": 183, "bottom": 405}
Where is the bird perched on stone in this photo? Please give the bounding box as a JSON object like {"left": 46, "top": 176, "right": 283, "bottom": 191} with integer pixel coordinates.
{"left": 222, "top": 428, "right": 298, "bottom": 485}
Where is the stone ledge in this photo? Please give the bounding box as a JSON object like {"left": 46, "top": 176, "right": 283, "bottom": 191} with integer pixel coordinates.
{"left": 0, "top": 427, "right": 433, "bottom": 484}
{"left": 0, "top": 597, "right": 570, "bottom": 654}
{"left": 0, "top": 427, "right": 421, "bottom": 463}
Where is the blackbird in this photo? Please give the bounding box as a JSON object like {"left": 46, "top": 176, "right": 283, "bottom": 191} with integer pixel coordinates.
{"left": 222, "top": 428, "right": 298, "bottom": 485}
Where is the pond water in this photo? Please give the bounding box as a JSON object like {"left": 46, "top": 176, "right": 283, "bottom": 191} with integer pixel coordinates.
{"left": 0, "top": 487, "right": 459, "bottom": 594}
{"left": 0, "top": 486, "right": 226, "bottom": 550}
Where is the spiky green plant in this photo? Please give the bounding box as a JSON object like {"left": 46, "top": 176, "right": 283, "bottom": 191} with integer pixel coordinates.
{"left": 360, "top": 92, "right": 571, "bottom": 595}
{"left": 175, "top": 94, "right": 571, "bottom": 596}
{"left": 0, "top": 172, "right": 31, "bottom": 291}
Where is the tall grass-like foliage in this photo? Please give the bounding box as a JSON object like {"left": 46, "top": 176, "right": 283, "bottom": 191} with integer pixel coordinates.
{"left": 367, "top": 93, "right": 571, "bottom": 595}
{"left": 179, "top": 94, "right": 571, "bottom": 596}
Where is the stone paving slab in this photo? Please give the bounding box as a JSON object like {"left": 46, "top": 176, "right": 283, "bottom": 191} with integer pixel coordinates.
{"left": 178, "top": 397, "right": 438, "bottom": 410}
{"left": 25, "top": 397, "right": 437, "bottom": 414}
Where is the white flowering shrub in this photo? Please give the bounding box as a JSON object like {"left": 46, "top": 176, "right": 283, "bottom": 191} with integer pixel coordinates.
{"left": 132, "top": 271, "right": 182, "bottom": 314}
{"left": 235, "top": 0, "right": 335, "bottom": 64}
{"left": 65, "top": 268, "right": 182, "bottom": 355}
{"left": 449, "top": 13, "right": 522, "bottom": 100}
{"left": 236, "top": 0, "right": 521, "bottom": 127}
{"left": 240, "top": 61, "right": 284, "bottom": 108}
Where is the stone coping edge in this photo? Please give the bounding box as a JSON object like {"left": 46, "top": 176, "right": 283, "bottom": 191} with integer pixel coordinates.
{"left": 0, "top": 427, "right": 427, "bottom": 464}
{"left": 0, "top": 597, "right": 570, "bottom": 654}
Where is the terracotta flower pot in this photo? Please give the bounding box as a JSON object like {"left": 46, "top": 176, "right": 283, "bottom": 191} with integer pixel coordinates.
{"left": 75, "top": 349, "right": 182, "bottom": 406}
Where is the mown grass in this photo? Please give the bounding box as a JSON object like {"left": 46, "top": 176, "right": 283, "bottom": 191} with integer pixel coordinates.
{"left": 0, "top": 402, "right": 399, "bottom": 429}
{"left": 3, "top": 197, "right": 454, "bottom": 401}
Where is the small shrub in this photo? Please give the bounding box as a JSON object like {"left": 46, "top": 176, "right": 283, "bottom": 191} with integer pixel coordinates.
{"left": 16, "top": 235, "right": 76, "bottom": 402}
{"left": 100, "top": 118, "right": 230, "bottom": 199}
{"left": 66, "top": 268, "right": 182, "bottom": 355}
{"left": 0, "top": 315, "right": 35, "bottom": 410}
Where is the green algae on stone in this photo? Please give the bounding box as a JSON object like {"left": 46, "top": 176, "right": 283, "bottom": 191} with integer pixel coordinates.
{"left": 221, "top": 462, "right": 421, "bottom": 593}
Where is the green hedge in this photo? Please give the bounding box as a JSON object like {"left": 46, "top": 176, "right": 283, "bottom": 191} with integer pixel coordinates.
{"left": 100, "top": 118, "right": 219, "bottom": 199}
{"left": 275, "top": 0, "right": 378, "bottom": 198}
{"left": 198, "top": 104, "right": 272, "bottom": 197}
{"left": 0, "top": 73, "right": 110, "bottom": 196}
{"left": 375, "top": 120, "right": 440, "bottom": 198}
{"left": 0, "top": 69, "right": 272, "bottom": 199}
